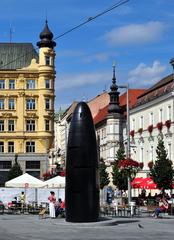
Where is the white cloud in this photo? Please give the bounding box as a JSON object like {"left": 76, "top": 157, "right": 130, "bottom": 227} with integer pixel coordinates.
{"left": 128, "top": 60, "right": 166, "bottom": 87}
{"left": 56, "top": 71, "right": 110, "bottom": 90}
{"left": 103, "top": 21, "right": 165, "bottom": 46}
{"left": 82, "top": 52, "right": 111, "bottom": 63}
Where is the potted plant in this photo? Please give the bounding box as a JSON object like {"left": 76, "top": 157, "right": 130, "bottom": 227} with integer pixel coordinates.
{"left": 138, "top": 128, "right": 143, "bottom": 135}
{"left": 130, "top": 130, "right": 135, "bottom": 138}
{"left": 148, "top": 161, "right": 154, "bottom": 169}
{"left": 165, "top": 120, "right": 171, "bottom": 129}
{"left": 147, "top": 125, "right": 153, "bottom": 134}
{"left": 118, "top": 158, "right": 140, "bottom": 175}
{"left": 156, "top": 122, "right": 163, "bottom": 132}
{"left": 139, "top": 162, "right": 144, "bottom": 169}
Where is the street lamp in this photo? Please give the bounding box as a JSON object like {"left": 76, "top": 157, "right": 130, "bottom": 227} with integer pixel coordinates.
{"left": 118, "top": 83, "right": 131, "bottom": 204}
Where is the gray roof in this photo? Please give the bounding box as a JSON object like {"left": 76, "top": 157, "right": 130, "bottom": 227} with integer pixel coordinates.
{"left": 0, "top": 43, "right": 38, "bottom": 70}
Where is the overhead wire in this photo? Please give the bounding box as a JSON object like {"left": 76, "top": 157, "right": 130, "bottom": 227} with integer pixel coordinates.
{"left": 0, "top": 0, "right": 129, "bottom": 69}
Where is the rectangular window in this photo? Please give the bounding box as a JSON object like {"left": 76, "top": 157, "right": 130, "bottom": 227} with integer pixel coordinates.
{"left": 45, "top": 98, "right": 50, "bottom": 110}
{"left": 0, "top": 161, "right": 11, "bottom": 169}
{"left": 0, "top": 80, "right": 5, "bottom": 89}
{"left": 26, "top": 171, "right": 40, "bottom": 178}
{"left": 26, "top": 120, "right": 35, "bottom": 131}
{"left": 140, "top": 148, "right": 143, "bottom": 163}
{"left": 8, "top": 141, "right": 14, "bottom": 153}
{"left": 103, "top": 128, "right": 106, "bottom": 138}
{"left": 0, "top": 120, "right": 4, "bottom": 131}
{"left": 26, "top": 80, "right": 35, "bottom": 89}
{"left": 167, "top": 106, "right": 171, "bottom": 120}
{"left": 45, "top": 79, "right": 50, "bottom": 89}
{"left": 140, "top": 116, "right": 143, "bottom": 129}
{"left": 0, "top": 142, "right": 4, "bottom": 153}
{"left": 150, "top": 146, "right": 153, "bottom": 161}
{"left": 168, "top": 143, "right": 171, "bottom": 160}
{"left": 0, "top": 99, "right": 4, "bottom": 110}
{"left": 45, "top": 120, "right": 50, "bottom": 131}
{"left": 26, "top": 99, "right": 35, "bottom": 110}
{"left": 9, "top": 79, "right": 15, "bottom": 89}
{"left": 45, "top": 56, "right": 50, "bottom": 65}
{"left": 159, "top": 108, "right": 163, "bottom": 122}
{"left": 8, "top": 120, "right": 14, "bottom": 132}
{"left": 101, "top": 129, "right": 104, "bottom": 139}
{"left": 26, "top": 141, "right": 35, "bottom": 153}
{"left": 26, "top": 161, "right": 40, "bottom": 169}
{"left": 150, "top": 112, "right": 154, "bottom": 125}
{"left": 9, "top": 99, "right": 15, "bottom": 110}
{"left": 131, "top": 119, "right": 135, "bottom": 130}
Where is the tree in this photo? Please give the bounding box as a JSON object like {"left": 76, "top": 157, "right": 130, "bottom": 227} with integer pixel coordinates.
{"left": 8, "top": 155, "right": 23, "bottom": 180}
{"left": 150, "top": 138, "right": 173, "bottom": 190}
{"left": 112, "top": 147, "right": 128, "bottom": 191}
{"left": 99, "top": 158, "right": 110, "bottom": 189}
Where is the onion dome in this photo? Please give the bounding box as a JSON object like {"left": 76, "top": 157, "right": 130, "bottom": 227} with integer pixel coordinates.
{"left": 37, "top": 20, "right": 56, "bottom": 48}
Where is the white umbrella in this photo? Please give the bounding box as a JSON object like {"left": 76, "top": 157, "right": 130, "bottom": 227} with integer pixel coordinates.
{"left": 5, "top": 173, "right": 45, "bottom": 188}
{"left": 43, "top": 176, "right": 65, "bottom": 188}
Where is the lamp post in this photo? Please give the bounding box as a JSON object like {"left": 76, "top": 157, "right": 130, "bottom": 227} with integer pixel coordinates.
{"left": 118, "top": 83, "right": 131, "bottom": 204}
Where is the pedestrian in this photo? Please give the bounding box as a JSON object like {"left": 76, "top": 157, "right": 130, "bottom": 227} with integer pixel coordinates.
{"left": 48, "top": 191, "right": 56, "bottom": 218}
{"left": 55, "top": 198, "right": 65, "bottom": 218}
{"left": 152, "top": 197, "right": 169, "bottom": 218}
{"left": 19, "top": 191, "right": 26, "bottom": 212}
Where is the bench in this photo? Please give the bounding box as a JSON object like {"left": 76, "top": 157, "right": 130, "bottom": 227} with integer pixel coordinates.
{"left": 140, "top": 206, "right": 158, "bottom": 216}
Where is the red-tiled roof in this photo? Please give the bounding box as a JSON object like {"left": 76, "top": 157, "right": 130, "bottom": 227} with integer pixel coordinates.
{"left": 135, "top": 75, "right": 173, "bottom": 106}
{"left": 119, "top": 89, "right": 146, "bottom": 107}
{"left": 93, "top": 89, "right": 146, "bottom": 125}
{"left": 93, "top": 105, "right": 108, "bottom": 125}
{"left": 138, "top": 74, "right": 172, "bottom": 98}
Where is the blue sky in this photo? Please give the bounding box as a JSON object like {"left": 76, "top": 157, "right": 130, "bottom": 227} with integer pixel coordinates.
{"left": 1, "top": 0, "right": 174, "bottom": 110}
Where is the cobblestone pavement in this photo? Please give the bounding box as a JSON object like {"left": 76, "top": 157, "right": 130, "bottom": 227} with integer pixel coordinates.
{"left": 0, "top": 214, "right": 174, "bottom": 240}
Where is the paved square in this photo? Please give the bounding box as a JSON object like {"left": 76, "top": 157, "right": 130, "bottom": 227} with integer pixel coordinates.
{"left": 0, "top": 214, "right": 174, "bottom": 240}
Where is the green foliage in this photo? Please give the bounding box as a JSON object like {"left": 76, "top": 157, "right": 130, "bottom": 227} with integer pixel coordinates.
{"left": 150, "top": 138, "right": 173, "bottom": 190}
{"left": 8, "top": 157, "right": 23, "bottom": 180}
{"left": 112, "top": 148, "right": 128, "bottom": 191}
{"left": 99, "top": 158, "right": 110, "bottom": 189}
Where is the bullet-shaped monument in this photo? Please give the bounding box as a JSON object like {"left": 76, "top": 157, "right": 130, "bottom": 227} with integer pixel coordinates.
{"left": 65, "top": 102, "right": 99, "bottom": 222}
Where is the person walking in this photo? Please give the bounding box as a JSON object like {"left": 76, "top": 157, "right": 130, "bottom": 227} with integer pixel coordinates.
{"left": 48, "top": 191, "right": 56, "bottom": 218}
{"left": 19, "top": 191, "right": 26, "bottom": 213}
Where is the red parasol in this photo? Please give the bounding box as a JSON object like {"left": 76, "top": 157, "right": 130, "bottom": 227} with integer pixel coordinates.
{"left": 131, "top": 177, "right": 143, "bottom": 188}
{"left": 139, "top": 177, "right": 157, "bottom": 189}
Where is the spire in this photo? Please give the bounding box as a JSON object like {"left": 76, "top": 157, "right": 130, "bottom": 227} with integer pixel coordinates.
{"left": 37, "top": 20, "right": 56, "bottom": 48}
{"left": 108, "top": 62, "right": 122, "bottom": 114}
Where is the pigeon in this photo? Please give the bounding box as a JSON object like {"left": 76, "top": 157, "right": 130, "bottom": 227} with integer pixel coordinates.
{"left": 138, "top": 224, "right": 144, "bottom": 229}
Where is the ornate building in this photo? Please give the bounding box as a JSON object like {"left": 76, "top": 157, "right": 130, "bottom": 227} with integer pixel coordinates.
{"left": 0, "top": 21, "right": 56, "bottom": 184}
{"left": 129, "top": 71, "right": 174, "bottom": 177}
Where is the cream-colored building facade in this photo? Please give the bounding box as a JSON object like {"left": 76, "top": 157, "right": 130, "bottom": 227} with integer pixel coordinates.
{"left": 0, "top": 21, "right": 56, "bottom": 184}
{"left": 129, "top": 74, "right": 174, "bottom": 177}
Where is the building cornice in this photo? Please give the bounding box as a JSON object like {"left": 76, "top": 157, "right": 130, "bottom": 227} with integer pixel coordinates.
{"left": 130, "top": 91, "right": 173, "bottom": 114}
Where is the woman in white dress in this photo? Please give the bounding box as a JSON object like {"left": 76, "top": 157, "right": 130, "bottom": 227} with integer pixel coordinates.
{"left": 48, "top": 191, "right": 56, "bottom": 218}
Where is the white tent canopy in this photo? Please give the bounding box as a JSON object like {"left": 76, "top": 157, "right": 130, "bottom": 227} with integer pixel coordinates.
{"left": 5, "top": 173, "right": 45, "bottom": 188}
{"left": 43, "top": 176, "right": 65, "bottom": 188}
